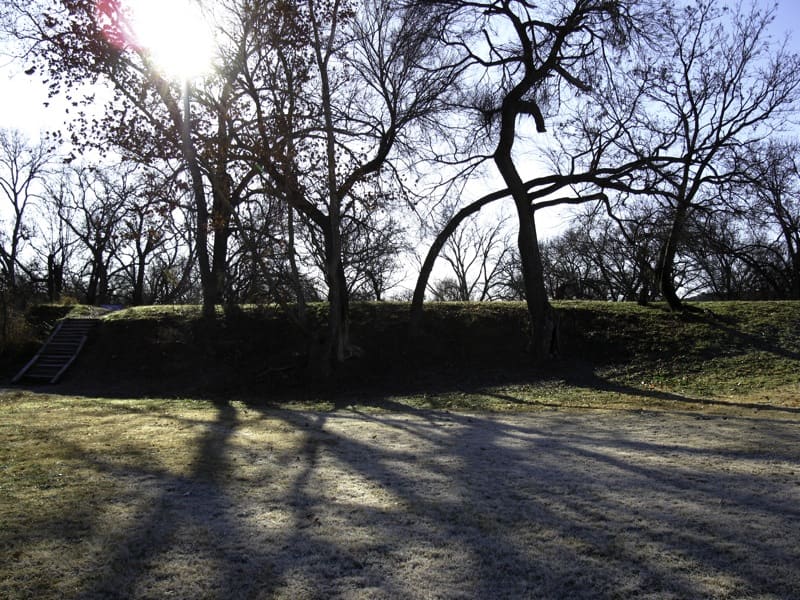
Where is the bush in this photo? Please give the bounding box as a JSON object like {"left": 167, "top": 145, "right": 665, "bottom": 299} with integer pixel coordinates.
{"left": 0, "top": 303, "right": 39, "bottom": 378}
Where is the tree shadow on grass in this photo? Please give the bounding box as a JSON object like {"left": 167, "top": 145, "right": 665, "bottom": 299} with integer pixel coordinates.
{"left": 5, "top": 400, "right": 284, "bottom": 599}
{"left": 552, "top": 364, "right": 800, "bottom": 416}
{"left": 6, "top": 391, "right": 800, "bottom": 598}
{"left": 686, "top": 306, "right": 800, "bottom": 361}
{"left": 244, "top": 403, "right": 800, "bottom": 598}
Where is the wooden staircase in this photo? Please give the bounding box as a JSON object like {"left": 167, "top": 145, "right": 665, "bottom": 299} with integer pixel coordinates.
{"left": 13, "top": 318, "right": 100, "bottom": 384}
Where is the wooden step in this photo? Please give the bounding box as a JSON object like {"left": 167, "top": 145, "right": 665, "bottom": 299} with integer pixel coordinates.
{"left": 13, "top": 318, "right": 101, "bottom": 384}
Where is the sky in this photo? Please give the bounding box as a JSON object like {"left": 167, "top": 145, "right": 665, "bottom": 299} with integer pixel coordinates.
{"left": 3, "top": 1, "right": 798, "bottom": 129}
{"left": 1, "top": 0, "right": 799, "bottom": 242}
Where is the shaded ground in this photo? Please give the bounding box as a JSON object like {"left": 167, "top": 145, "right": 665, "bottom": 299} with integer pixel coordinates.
{"left": 12, "top": 300, "right": 797, "bottom": 400}
{"left": 2, "top": 391, "right": 800, "bottom": 599}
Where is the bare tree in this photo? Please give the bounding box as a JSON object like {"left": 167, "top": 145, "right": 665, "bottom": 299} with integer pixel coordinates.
{"left": 108, "top": 167, "right": 189, "bottom": 305}
{"left": 7, "top": 0, "right": 252, "bottom": 314}
{"left": 227, "top": 0, "right": 460, "bottom": 372}
{"left": 343, "top": 206, "right": 410, "bottom": 302}
{"left": 682, "top": 210, "right": 765, "bottom": 299}
{"left": 737, "top": 139, "right": 800, "bottom": 298}
{"left": 39, "top": 168, "right": 80, "bottom": 301}
{"left": 433, "top": 214, "right": 512, "bottom": 301}
{"left": 54, "top": 165, "right": 127, "bottom": 305}
{"left": 408, "top": 0, "right": 647, "bottom": 356}
{"left": 0, "top": 129, "right": 53, "bottom": 295}
{"left": 593, "top": 0, "right": 800, "bottom": 310}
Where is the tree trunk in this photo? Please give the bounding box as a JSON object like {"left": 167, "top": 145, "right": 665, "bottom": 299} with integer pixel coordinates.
{"left": 323, "top": 222, "right": 350, "bottom": 370}
{"left": 210, "top": 219, "right": 229, "bottom": 307}
{"left": 133, "top": 253, "right": 146, "bottom": 305}
{"left": 494, "top": 125, "right": 557, "bottom": 359}
{"left": 781, "top": 230, "right": 800, "bottom": 299}
{"left": 313, "top": 12, "right": 351, "bottom": 376}
{"left": 790, "top": 250, "right": 800, "bottom": 300}
{"left": 47, "top": 253, "right": 57, "bottom": 302}
{"left": 178, "top": 82, "right": 216, "bottom": 318}
{"left": 287, "top": 207, "right": 307, "bottom": 322}
{"left": 636, "top": 253, "right": 653, "bottom": 306}
{"left": 86, "top": 263, "right": 99, "bottom": 305}
{"left": 659, "top": 202, "right": 691, "bottom": 311}
{"left": 98, "top": 262, "right": 109, "bottom": 305}
{"left": 514, "top": 196, "right": 558, "bottom": 359}
{"left": 305, "top": 226, "right": 350, "bottom": 380}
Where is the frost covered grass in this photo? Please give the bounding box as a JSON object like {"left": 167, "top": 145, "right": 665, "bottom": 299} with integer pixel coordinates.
{"left": 2, "top": 389, "right": 800, "bottom": 599}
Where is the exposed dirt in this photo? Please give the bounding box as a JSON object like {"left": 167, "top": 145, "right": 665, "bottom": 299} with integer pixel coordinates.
{"left": 3, "top": 397, "right": 800, "bottom": 599}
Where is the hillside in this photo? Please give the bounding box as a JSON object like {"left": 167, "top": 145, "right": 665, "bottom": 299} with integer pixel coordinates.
{"left": 8, "top": 300, "right": 799, "bottom": 403}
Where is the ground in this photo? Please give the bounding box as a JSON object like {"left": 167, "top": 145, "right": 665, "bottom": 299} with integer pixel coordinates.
{"left": 2, "top": 390, "right": 800, "bottom": 599}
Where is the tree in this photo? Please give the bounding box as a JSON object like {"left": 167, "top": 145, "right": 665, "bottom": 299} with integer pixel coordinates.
{"left": 39, "top": 167, "right": 80, "bottom": 301}
{"left": 594, "top": 196, "right": 672, "bottom": 305}
{"left": 7, "top": 0, "right": 249, "bottom": 314}
{"left": 0, "top": 129, "right": 53, "bottom": 295}
{"left": 433, "top": 214, "right": 512, "bottom": 301}
{"left": 52, "top": 165, "right": 128, "bottom": 304}
{"left": 410, "top": 0, "right": 644, "bottom": 357}
{"left": 594, "top": 0, "right": 800, "bottom": 310}
{"left": 109, "top": 166, "right": 188, "bottom": 305}
{"left": 682, "top": 209, "right": 763, "bottom": 299}
{"left": 737, "top": 139, "right": 800, "bottom": 298}
{"left": 342, "top": 205, "right": 410, "bottom": 302}
{"left": 228, "top": 0, "right": 460, "bottom": 371}
{"left": 541, "top": 225, "right": 612, "bottom": 301}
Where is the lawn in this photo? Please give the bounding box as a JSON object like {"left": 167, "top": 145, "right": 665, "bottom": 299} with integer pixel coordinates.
{"left": 2, "top": 387, "right": 800, "bottom": 599}
{"left": 3, "top": 301, "right": 800, "bottom": 597}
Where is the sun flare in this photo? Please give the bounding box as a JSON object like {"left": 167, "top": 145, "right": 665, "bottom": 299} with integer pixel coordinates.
{"left": 125, "top": 0, "right": 215, "bottom": 79}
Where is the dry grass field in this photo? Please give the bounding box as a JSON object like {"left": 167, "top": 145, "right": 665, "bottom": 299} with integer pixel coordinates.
{"left": 2, "top": 386, "right": 800, "bottom": 599}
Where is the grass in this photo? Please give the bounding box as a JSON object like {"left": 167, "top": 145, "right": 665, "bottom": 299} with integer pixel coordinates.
{"left": 3, "top": 300, "right": 800, "bottom": 597}
{"left": 5, "top": 300, "right": 800, "bottom": 405}
{"left": 2, "top": 387, "right": 800, "bottom": 598}
{"left": 0, "top": 393, "right": 273, "bottom": 598}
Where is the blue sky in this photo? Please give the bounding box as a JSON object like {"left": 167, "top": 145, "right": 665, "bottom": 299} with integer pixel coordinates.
{"left": 773, "top": 1, "right": 800, "bottom": 46}
{"left": 1, "top": 0, "right": 797, "bottom": 246}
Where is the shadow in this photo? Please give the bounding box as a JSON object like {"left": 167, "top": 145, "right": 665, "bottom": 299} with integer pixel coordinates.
{"left": 557, "top": 365, "right": 800, "bottom": 416}
{"left": 688, "top": 305, "right": 800, "bottom": 361}
{"left": 242, "top": 403, "right": 800, "bottom": 598}
{"left": 64, "top": 400, "right": 282, "bottom": 598}
{"left": 6, "top": 299, "right": 798, "bottom": 416}
{"left": 4, "top": 391, "right": 800, "bottom": 598}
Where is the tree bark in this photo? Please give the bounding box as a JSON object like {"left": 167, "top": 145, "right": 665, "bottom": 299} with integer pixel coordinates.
{"left": 493, "top": 80, "right": 557, "bottom": 358}
{"left": 513, "top": 195, "right": 558, "bottom": 359}
{"left": 133, "top": 252, "right": 146, "bottom": 306}
{"left": 210, "top": 214, "right": 230, "bottom": 307}
{"left": 310, "top": 0, "right": 353, "bottom": 375}
{"left": 177, "top": 82, "right": 217, "bottom": 318}
{"left": 658, "top": 201, "right": 690, "bottom": 311}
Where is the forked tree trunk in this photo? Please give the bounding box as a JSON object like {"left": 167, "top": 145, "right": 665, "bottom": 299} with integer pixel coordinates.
{"left": 312, "top": 2, "right": 354, "bottom": 378}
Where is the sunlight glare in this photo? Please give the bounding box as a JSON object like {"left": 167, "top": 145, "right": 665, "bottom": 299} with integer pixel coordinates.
{"left": 127, "top": 0, "right": 215, "bottom": 80}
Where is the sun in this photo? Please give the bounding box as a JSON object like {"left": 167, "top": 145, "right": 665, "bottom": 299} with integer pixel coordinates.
{"left": 122, "top": 0, "right": 215, "bottom": 80}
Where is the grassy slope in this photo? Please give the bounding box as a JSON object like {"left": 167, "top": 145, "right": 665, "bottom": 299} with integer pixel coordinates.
{"left": 6, "top": 300, "right": 797, "bottom": 408}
